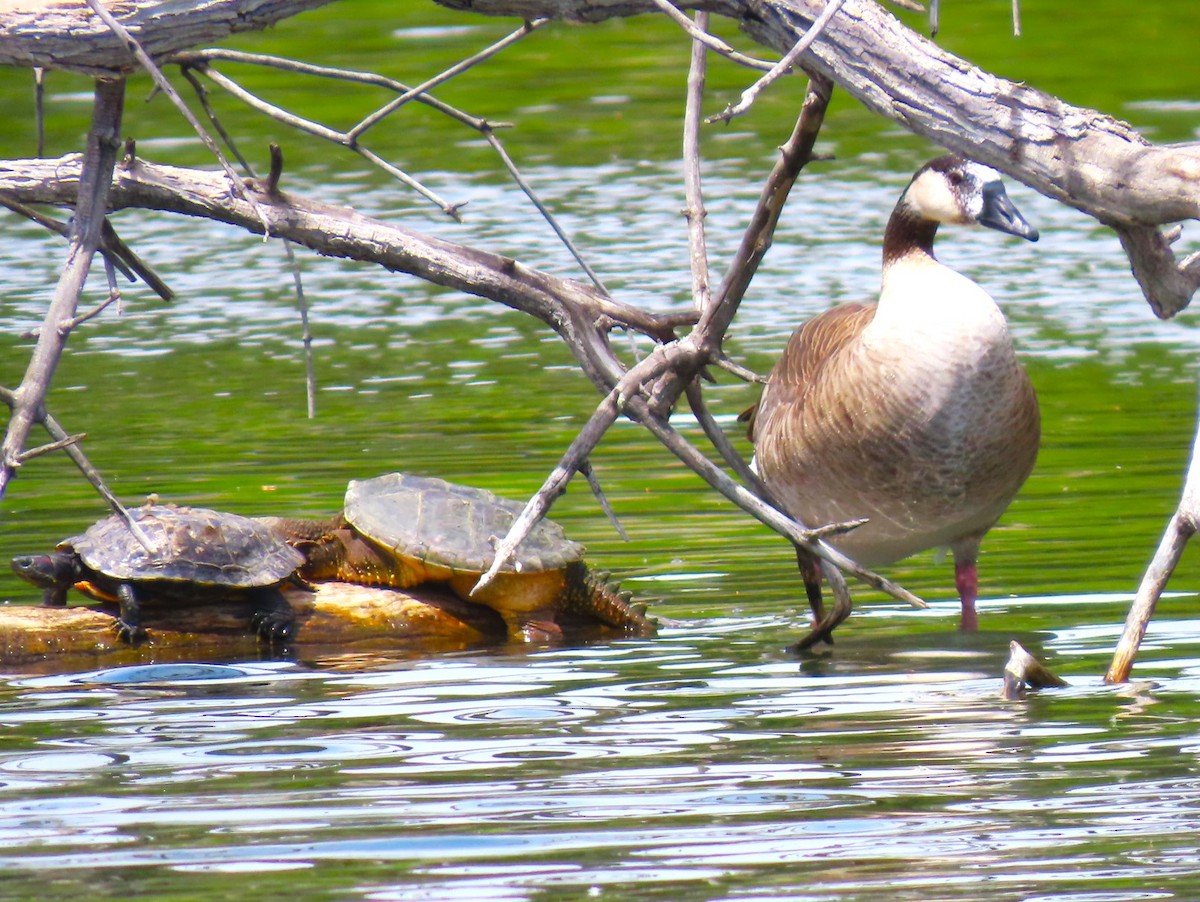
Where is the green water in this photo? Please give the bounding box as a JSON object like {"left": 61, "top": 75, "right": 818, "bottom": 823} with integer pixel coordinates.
{"left": 2, "top": 1, "right": 1200, "bottom": 899}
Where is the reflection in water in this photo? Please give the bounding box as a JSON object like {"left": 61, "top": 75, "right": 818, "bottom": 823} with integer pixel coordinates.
{"left": 0, "top": 611, "right": 1199, "bottom": 898}
{"left": 2, "top": 6, "right": 1200, "bottom": 898}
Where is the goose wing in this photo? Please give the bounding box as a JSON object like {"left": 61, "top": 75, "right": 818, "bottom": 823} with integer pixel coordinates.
{"left": 743, "top": 302, "right": 876, "bottom": 442}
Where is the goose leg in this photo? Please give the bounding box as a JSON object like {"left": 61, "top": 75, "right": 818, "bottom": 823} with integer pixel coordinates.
{"left": 795, "top": 545, "right": 825, "bottom": 625}
{"left": 951, "top": 536, "right": 983, "bottom": 631}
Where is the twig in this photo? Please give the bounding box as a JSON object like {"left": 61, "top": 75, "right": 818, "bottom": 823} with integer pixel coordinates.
{"left": 173, "top": 48, "right": 514, "bottom": 133}
{"left": 483, "top": 128, "right": 609, "bottom": 294}
{"left": 65, "top": 290, "right": 122, "bottom": 330}
{"left": 708, "top": 0, "right": 847, "bottom": 124}
{"left": 83, "top": 0, "right": 271, "bottom": 235}
{"left": 0, "top": 193, "right": 173, "bottom": 300}
{"left": 181, "top": 68, "right": 319, "bottom": 418}
{"left": 682, "top": 10, "right": 712, "bottom": 314}
{"left": 713, "top": 354, "right": 767, "bottom": 383}
{"left": 580, "top": 458, "right": 628, "bottom": 541}
{"left": 33, "top": 67, "right": 44, "bottom": 157}
{"left": 1106, "top": 398, "right": 1200, "bottom": 682}
{"left": 0, "top": 77, "right": 125, "bottom": 501}
{"left": 16, "top": 432, "right": 84, "bottom": 463}
{"left": 629, "top": 392, "right": 925, "bottom": 608}
{"left": 347, "top": 18, "right": 549, "bottom": 143}
{"left": 648, "top": 0, "right": 775, "bottom": 71}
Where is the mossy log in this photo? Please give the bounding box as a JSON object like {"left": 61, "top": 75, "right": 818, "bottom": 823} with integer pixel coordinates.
{"left": 0, "top": 580, "right": 652, "bottom": 672}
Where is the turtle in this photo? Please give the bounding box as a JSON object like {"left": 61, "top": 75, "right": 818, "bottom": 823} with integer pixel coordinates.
{"left": 11, "top": 503, "right": 307, "bottom": 645}
{"left": 261, "top": 472, "right": 655, "bottom": 642}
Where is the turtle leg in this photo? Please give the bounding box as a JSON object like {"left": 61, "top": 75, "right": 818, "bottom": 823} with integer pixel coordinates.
{"left": 41, "top": 586, "right": 68, "bottom": 608}
{"left": 112, "top": 583, "right": 147, "bottom": 645}
{"left": 503, "top": 608, "right": 564, "bottom": 644}
{"left": 248, "top": 587, "right": 295, "bottom": 644}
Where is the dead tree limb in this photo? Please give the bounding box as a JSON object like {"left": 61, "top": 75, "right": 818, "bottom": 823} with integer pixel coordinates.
{"left": 1105, "top": 409, "right": 1200, "bottom": 683}
{"left": 434, "top": 0, "right": 1200, "bottom": 318}
{"left": 0, "top": 79, "right": 125, "bottom": 500}
{"left": 0, "top": 0, "right": 336, "bottom": 75}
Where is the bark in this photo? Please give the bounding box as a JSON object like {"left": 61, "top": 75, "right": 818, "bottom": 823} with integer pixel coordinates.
{"left": 1105, "top": 418, "right": 1200, "bottom": 683}
{"left": 0, "top": 580, "right": 650, "bottom": 673}
{"left": 0, "top": 0, "right": 336, "bottom": 75}
{"left": 434, "top": 0, "right": 1200, "bottom": 317}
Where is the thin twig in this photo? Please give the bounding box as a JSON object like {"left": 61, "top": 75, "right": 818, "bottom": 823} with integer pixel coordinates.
{"left": 0, "top": 78, "right": 125, "bottom": 501}
{"left": 179, "top": 47, "right": 602, "bottom": 275}
{"left": 16, "top": 432, "right": 84, "bottom": 463}
{"left": 0, "top": 193, "right": 172, "bottom": 299}
{"left": 630, "top": 394, "right": 925, "bottom": 608}
{"left": 580, "top": 458, "right": 628, "bottom": 541}
{"left": 708, "top": 0, "right": 847, "bottom": 123}
{"left": 65, "top": 289, "right": 122, "bottom": 330}
{"left": 713, "top": 354, "right": 767, "bottom": 383}
{"left": 180, "top": 67, "right": 319, "bottom": 418}
{"left": 173, "top": 49, "right": 514, "bottom": 133}
{"left": 682, "top": 10, "right": 712, "bottom": 314}
{"left": 83, "top": 0, "right": 271, "bottom": 235}
{"left": 483, "top": 129, "right": 609, "bottom": 294}
{"left": 1106, "top": 395, "right": 1200, "bottom": 682}
{"left": 648, "top": 0, "right": 775, "bottom": 71}
{"left": 33, "top": 68, "right": 44, "bottom": 158}
{"left": 347, "top": 18, "right": 549, "bottom": 143}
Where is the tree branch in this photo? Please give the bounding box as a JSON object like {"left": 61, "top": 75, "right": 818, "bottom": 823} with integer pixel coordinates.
{"left": 434, "top": 0, "right": 1200, "bottom": 316}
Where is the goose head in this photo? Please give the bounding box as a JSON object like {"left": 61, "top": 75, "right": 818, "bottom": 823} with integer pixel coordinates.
{"left": 886, "top": 154, "right": 1038, "bottom": 261}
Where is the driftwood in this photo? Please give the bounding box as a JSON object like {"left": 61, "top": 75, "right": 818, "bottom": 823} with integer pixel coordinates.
{"left": 2, "top": 0, "right": 1199, "bottom": 662}
{"left": 0, "top": 579, "right": 655, "bottom": 673}
{"left": 1105, "top": 421, "right": 1200, "bottom": 683}
{"left": 435, "top": 0, "right": 1200, "bottom": 318}
{"left": 0, "top": 0, "right": 335, "bottom": 75}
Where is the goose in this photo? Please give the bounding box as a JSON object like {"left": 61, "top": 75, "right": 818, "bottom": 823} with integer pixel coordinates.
{"left": 747, "top": 154, "right": 1040, "bottom": 638}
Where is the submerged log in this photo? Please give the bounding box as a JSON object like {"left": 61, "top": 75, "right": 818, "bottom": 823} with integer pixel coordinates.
{"left": 0, "top": 580, "right": 654, "bottom": 671}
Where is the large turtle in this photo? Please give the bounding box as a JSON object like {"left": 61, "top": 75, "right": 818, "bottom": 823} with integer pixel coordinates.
{"left": 11, "top": 503, "right": 306, "bottom": 645}
{"left": 263, "top": 473, "right": 654, "bottom": 642}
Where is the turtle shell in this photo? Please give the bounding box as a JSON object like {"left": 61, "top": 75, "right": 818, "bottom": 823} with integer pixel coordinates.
{"left": 68, "top": 504, "right": 304, "bottom": 588}
{"left": 344, "top": 473, "right": 584, "bottom": 575}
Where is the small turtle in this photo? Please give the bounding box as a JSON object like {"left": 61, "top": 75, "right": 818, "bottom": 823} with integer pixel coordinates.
{"left": 11, "top": 504, "right": 306, "bottom": 644}
{"left": 263, "top": 473, "right": 654, "bottom": 642}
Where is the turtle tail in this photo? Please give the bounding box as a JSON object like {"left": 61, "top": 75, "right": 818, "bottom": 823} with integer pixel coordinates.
{"left": 560, "top": 561, "right": 655, "bottom": 636}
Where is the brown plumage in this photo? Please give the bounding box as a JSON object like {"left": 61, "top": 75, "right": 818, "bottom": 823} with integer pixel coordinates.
{"left": 748, "top": 154, "right": 1041, "bottom": 640}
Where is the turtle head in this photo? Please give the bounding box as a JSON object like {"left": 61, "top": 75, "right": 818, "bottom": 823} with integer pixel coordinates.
{"left": 11, "top": 551, "right": 84, "bottom": 604}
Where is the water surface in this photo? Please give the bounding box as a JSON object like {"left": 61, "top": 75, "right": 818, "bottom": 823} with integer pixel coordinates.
{"left": 2, "top": 2, "right": 1200, "bottom": 899}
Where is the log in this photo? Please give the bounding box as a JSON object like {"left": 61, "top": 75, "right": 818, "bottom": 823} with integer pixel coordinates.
{"left": 434, "top": 0, "right": 1200, "bottom": 317}
{"left": 0, "top": 581, "right": 517, "bottom": 671}
{"left": 0, "top": 0, "right": 336, "bottom": 75}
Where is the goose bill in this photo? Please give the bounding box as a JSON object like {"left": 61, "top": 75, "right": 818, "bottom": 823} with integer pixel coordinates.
{"left": 978, "top": 181, "right": 1039, "bottom": 241}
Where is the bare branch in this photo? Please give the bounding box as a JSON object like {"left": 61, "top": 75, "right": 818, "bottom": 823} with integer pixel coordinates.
{"left": 347, "top": 18, "right": 550, "bottom": 143}
{"left": 84, "top": 0, "right": 272, "bottom": 234}
{"left": 707, "top": 0, "right": 846, "bottom": 124}
{"left": 580, "top": 458, "right": 629, "bottom": 541}
{"left": 0, "top": 78, "right": 125, "bottom": 501}
{"left": 482, "top": 128, "right": 609, "bottom": 294}
{"left": 1106, "top": 401, "right": 1200, "bottom": 682}
{"left": 682, "top": 10, "right": 712, "bottom": 314}
{"left": 16, "top": 432, "right": 85, "bottom": 463}
{"left": 648, "top": 0, "right": 774, "bottom": 71}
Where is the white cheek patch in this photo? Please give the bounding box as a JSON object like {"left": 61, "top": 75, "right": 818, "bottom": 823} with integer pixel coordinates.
{"left": 904, "top": 169, "right": 965, "bottom": 224}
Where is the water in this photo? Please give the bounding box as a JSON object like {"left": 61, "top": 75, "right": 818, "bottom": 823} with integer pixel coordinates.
{"left": 3, "top": 1, "right": 1200, "bottom": 898}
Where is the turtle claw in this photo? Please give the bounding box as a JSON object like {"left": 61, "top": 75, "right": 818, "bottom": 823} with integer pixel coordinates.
{"left": 110, "top": 618, "right": 147, "bottom": 646}
{"left": 250, "top": 609, "right": 294, "bottom": 644}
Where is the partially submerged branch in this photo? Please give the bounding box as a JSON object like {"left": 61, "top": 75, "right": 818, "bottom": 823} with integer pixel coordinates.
{"left": 1105, "top": 406, "right": 1200, "bottom": 683}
